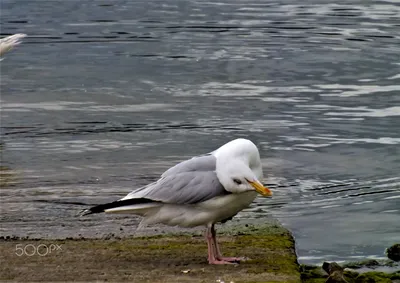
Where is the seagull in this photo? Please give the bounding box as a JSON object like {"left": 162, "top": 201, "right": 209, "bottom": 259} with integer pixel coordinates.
{"left": 0, "top": 34, "right": 26, "bottom": 57}
{"left": 81, "top": 138, "right": 272, "bottom": 264}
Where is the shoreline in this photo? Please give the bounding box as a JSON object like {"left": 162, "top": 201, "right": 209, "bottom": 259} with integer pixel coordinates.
{"left": 1, "top": 219, "right": 399, "bottom": 282}
{"left": 0, "top": 221, "right": 300, "bottom": 282}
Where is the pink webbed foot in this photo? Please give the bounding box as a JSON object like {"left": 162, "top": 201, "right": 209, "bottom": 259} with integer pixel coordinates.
{"left": 206, "top": 224, "right": 249, "bottom": 265}
{"left": 217, "top": 256, "right": 249, "bottom": 263}
{"left": 208, "top": 258, "right": 237, "bottom": 265}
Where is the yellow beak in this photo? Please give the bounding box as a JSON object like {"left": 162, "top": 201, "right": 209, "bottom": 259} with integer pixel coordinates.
{"left": 248, "top": 180, "right": 273, "bottom": 197}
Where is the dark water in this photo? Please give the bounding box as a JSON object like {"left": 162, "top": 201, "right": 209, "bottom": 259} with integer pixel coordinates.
{"left": 1, "top": 0, "right": 399, "bottom": 264}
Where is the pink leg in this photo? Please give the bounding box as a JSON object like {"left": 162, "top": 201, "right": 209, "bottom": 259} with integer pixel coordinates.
{"left": 205, "top": 225, "right": 234, "bottom": 264}
{"left": 211, "top": 225, "right": 248, "bottom": 262}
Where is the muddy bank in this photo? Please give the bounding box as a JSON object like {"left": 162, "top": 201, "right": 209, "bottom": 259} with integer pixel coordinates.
{"left": 0, "top": 223, "right": 300, "bottom": 282}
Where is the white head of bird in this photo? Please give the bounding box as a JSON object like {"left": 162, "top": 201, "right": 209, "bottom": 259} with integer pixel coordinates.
{"left": 214, "top": 138, "right": 272, "bottom": 197}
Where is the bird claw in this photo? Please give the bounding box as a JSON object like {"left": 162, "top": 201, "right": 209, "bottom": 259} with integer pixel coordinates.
{"left": 208, "top": 256, "right": 250, "bottom": 264}
{"left": 208, "top": 259, "right": 237, "bottom": 265}
{"left": 218, "top": 256, "right": 250, "bottom": 263}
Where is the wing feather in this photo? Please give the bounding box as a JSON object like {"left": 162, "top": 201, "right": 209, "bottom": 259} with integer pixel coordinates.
{"left": 122, "top": 155, "right": 229, "bottom": 204}
{"left": 161, "top": 154, "right": 215, "bottom": 177}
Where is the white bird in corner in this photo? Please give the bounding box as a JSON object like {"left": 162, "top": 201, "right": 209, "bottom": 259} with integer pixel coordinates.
{"left": 0, "top": 34, "right": 26, "bottom": 57}
{"left": 81, "top": 138, "right": 273, "bottom": 264}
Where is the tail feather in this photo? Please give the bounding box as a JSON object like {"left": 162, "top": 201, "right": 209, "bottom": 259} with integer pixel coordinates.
{"left": 79, "top": 198, "right": 156, "bottom": 216}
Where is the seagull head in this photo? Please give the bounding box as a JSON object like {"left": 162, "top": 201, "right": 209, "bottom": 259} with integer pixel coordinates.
{"left": 214, "top": 138, "right": 273, "bottom": 197}
{"left": 216, "top": 160, "right": 272, "bottom": 196}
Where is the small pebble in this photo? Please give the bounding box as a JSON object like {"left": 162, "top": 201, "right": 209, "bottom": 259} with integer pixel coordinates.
{"left": 181, "top": 269, "right": 190, "bottom": 274}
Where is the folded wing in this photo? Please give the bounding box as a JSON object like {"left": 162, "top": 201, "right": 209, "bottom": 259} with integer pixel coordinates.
{"left": 81, "top": 155, "right": 228, "bottom": 216}
{"left": 122, "top": 154, "right": 229, "bottom": 204}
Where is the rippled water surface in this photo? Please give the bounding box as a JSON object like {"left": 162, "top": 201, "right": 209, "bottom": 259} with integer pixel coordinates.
{"left": 1, "top": 0, "right": 399, "bottom": 264}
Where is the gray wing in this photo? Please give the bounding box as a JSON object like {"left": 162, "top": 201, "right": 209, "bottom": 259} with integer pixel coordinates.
{"left": 161, "top": 154, "right": 215, "bottom": 177}
{"left": 123, "top": 155, "right": 229, "bottom": 204}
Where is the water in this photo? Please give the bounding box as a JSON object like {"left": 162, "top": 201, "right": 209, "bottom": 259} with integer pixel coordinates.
{"left": 1, "top": 0, "right": 399, "bottom": 265}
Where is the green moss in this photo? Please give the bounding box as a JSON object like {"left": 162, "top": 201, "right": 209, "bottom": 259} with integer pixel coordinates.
{"left": 343, "top": 269, "right": 359, "bottom": 279}
{"left": 355, "top": 271, "right": 393, "bottom": 283}
{"left": 301, "top": 263, "right": 400, "bottom": 283}
{"left": 300, "top": 265, "right": 327, "bottom": 283}
{"left": 227, "top": 230, "right": 298, "bottom": 276}
{"left": 0, "top": 223, "right": 301, "bottom": 282}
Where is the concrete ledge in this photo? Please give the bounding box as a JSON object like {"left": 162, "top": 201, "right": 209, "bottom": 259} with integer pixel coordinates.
{"left": 0, "top": 223, "right": 300, "bottom": 282}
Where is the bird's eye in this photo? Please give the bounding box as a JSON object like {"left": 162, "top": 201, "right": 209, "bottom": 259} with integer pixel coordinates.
{"left": 233, "top": 178, "right": 242, "bottom": 185}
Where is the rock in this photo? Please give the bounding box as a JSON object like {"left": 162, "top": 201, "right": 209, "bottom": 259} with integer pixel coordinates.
{"left": 343, "top": 268, "right": 359, "bottom": 280}
{"left": 326, "top": 271, "right": 348, "bottom": 283}
{"left": 342, "top": 259, "right": 379, "bottom": 269}
{"left": 323, "top": 262, "right": 343, "bottom": 274}
{"left": 387, "top": 243, "right": 400, "bottom": 261}
{"left": 364, "top": 259, "right": 380, "bottom": 268}
{"left": 300, "top": 264, "right": 327, "bottom": 280}
{"left": 322, "top": 262, "right": 348, "bottom": 283}
{"left": 355, "top": 271, "right": 393, "bottom": 283}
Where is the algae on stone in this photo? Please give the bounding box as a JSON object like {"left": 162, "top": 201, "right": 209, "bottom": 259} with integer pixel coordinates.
{"left": 301, "top": 262, "right": 400, "bottom": 283}
{"left": 387, "top": 243, "right": 400, "bottom": 262}
{"left": 0, "top": 223, "right": 301, "bottom": 282}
